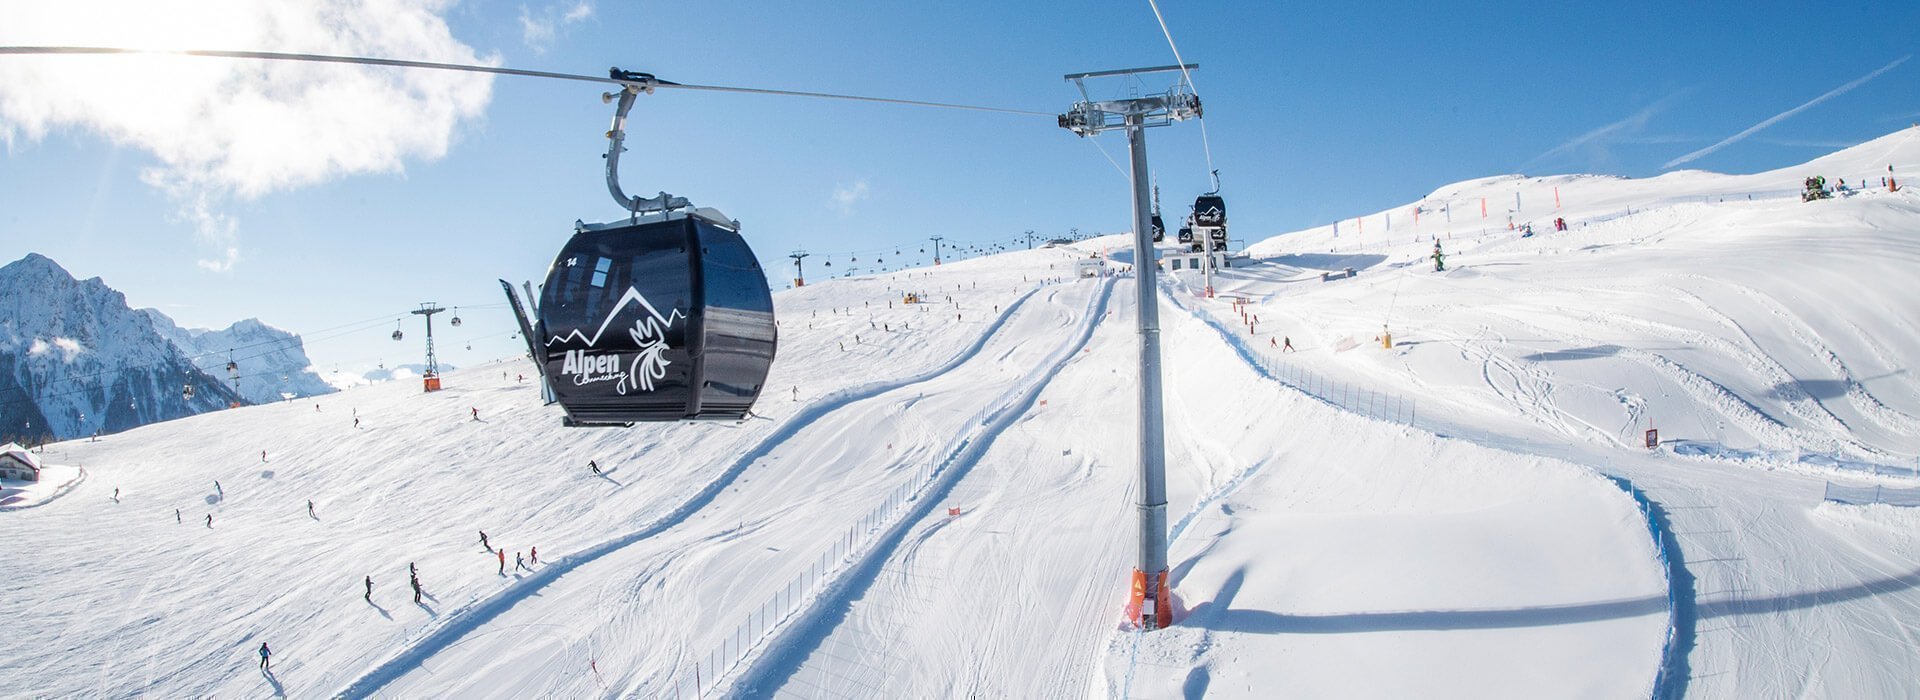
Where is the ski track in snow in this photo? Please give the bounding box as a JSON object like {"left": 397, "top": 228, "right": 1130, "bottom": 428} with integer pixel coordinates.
{"left": 726, "top": 275, "right": 1114, "bottom": 697}
{"left": 335, "top": 282, "right": 1061, "bottom": 699}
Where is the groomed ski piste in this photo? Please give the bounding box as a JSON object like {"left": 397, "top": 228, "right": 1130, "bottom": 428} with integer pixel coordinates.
{"left": 4, "top": 128, "right": 1918, "bottom": 698}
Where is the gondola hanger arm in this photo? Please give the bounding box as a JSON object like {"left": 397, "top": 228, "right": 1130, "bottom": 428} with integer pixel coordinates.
{"left": 601, "top": 69, "right": 687, "bottom": 219}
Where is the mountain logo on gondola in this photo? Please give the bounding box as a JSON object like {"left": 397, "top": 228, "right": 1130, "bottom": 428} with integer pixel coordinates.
{"left": 551, "top": 286, "right": 685, "bottom": 395}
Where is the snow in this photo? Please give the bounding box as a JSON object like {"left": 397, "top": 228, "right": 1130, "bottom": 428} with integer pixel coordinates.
{"left": 4, "top": 131, "right": 1920, "bottom": 698}
{"left": 0, "top": 464, "right": 83, "bottom": 509}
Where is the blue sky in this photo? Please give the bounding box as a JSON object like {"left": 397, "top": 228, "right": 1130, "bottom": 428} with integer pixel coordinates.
{"left": 2, "top": 0, "right": 1916, "bottom": 373}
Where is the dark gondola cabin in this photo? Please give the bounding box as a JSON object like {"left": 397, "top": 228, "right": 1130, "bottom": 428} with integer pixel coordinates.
{"left": 1193, "top": 195, "right": 1226, "bottom": 229}
{"left": 527, "top": 208, "right": 776, "bottom": 425}
{"left": 1150, "top": 213, "right": 1165, "bottom": 243}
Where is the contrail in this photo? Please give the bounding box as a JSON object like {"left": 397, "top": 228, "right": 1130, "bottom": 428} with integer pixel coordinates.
{"left": 1664, "top": 54, "right": 1911, "bottom": 169}
{"left": 1522, "top": 91, "right": 1687, "bottom": 170}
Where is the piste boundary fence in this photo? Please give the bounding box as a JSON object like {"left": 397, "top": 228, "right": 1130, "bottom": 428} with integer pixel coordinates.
{"left": 1822, "top": 482, "right": 1920, "bottom": 507}
{"left": 1607, "top": 476, "right": 1684, "bottom": 700}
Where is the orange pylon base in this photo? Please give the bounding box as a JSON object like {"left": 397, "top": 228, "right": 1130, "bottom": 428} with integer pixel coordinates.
{"left": 1126, "top": 568, "right": 1174, "bottom": 629}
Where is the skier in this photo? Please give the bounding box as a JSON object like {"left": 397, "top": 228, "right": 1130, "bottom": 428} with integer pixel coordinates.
{"left": 1432, "top": 241, "right": 1447, "bottom": 272}
{"left": 353, "top": 417, "right": 360, "bottom": 429}
{"left": 307, "top": 500, "right": 315, "bottom": 518}
{"left": 261, "top": 450, "right": 267, "bottom": 462}
{"left": 530, "top": 546, "right": 538, "bottom": 564}
{"left": 411, "top": 573, "right": 422, "bottom": 603}
{"left": 480, "top": 530, "right": 491, "bottom": 551}
{"left": 1283, "top": 336, "right": 1295, "bottom": 353}
{"left": 214, "top": 480, "right": 222, "bottom": 496}
{"left": 792, "top": 386, "right": 799, "bottom": 401}
{"left": 515, "top": 551, "right": 527, "bottom": 571}
{"left": 206, "top": 513, "right": 213, "bottom": 528}
{"left": 364, "top": 575, "right": 373, "bottom": 602}
{"left": 471, "top": 407, "right": 479, "bottom": 421}
{"left": 589, "top": 460, "right": 601, "bottom": 475}
{"left": 175, "top": 508, "right": 182, "bottom": 524}
{"left": 113, "top": 487, "right": 119, "bottom": 502}
{"left": 258, "top": 642, "right": 272, "bottom": 671}
{"left": 497, "top": 548, "right": 506, "bottom": 574}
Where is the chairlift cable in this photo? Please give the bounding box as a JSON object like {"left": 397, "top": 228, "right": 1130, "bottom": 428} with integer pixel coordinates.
{"left": 0, "top": 302, "right": 505, "bottom": 398}
{"left": 0, "top": 46, "right": 1054, "bottom": 117}
{"left": 1086, "top": 133, "right": 1133, "bottom": 181}
{"left": 0, "top": 327, "right": 525, "bottom": 412}
{"left": 1140, "top": 0, "right": 1217, "bottom": 180}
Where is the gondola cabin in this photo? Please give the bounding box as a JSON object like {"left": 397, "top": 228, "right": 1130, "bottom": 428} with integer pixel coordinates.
{"left": 1150, "top": 213, "right": 1165, "bottom": 243}
{"left": 1193, "top": 195, "right": 1227, "bottom": 229}
{"left": 515, "top": 207, "right": 777, "bottom": 426}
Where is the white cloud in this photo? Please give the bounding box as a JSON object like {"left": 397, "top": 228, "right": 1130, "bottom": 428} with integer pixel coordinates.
{"left": 0, "top": 0, "right": 496, "bottom": 271}
{"left": 29, "top": 338, "right": 86, "bottom": 362}
{"left": 1665, "top": 55, "right": 1911, "bottom": 169}
{"left": 831, "top": 180, "right": 870, "bottom": 214}
{"left": 520, "top": 1, "right": 595, "bottom": 53}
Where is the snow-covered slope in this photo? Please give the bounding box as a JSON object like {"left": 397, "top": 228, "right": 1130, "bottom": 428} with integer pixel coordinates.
{"left": 1249, "top": 125, "right": 1920, "bottom": 256}
{"left": 0, "top": 254, "right": 240, "bottom": 441}
{"left": 145, "top": 312, "right": 336, "bottom": 404}
{"left": 0, "top": 243, "right": 1671, "bottom": 699}
{"left": 5, "top": 131, "right": 1919, "bottom": 699}
{"left": 1235, "top": 126, "right": 1920, "bottom": 468}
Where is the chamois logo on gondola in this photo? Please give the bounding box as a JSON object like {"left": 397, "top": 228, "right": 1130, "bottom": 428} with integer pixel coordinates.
{"left": 548, "top": 287, "right": 685, "bottom": 395}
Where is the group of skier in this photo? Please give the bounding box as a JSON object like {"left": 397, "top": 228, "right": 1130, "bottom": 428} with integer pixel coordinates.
{"left": 480, "top": 530, "right": 539, "bottom": 575}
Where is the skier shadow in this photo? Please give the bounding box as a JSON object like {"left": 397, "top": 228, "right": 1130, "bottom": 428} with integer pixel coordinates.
{"left": 367, "top": 599, "right": 392, "bottom": 620}
{"left": 415, "top": 592, "right": 440, "bottom": 617}
{"left": 204, "top": 494, "right": 221, "bottom": 505}
{"left": 261, "top": 667, "right": 286, "bottom": 697}
{"left": 595, "top": 470, "right": 625, "bottom": 488}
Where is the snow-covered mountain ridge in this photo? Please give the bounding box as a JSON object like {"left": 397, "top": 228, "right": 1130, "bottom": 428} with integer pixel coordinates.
{"left": 0, "top": 253, "right": 241, "bottom": 441}
{"left": 0, "top": 253, "right": 332, "bottom": 441}
{"left": 144, "top": 310, "right": 336, "bottom": 404}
